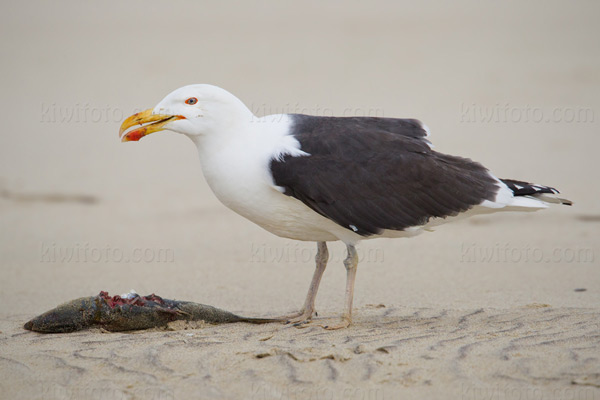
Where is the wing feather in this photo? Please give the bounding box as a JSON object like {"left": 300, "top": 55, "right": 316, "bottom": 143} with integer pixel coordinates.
{"left": 271, "top": 115, "right": 498, "bottom": 236}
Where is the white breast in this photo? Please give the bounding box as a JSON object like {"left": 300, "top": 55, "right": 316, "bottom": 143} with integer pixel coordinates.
{"left": 193, "top": 115, "right": 351, "bottom": 242}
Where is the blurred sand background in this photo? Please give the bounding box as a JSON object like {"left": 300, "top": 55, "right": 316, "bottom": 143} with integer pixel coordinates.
{"left": 0, "top": 1, "right": 599, "bottom": 399}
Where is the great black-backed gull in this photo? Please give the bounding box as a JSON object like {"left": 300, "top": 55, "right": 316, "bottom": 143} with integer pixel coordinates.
{"left": 119, "top": 84, "right": 571, "bottom": 329}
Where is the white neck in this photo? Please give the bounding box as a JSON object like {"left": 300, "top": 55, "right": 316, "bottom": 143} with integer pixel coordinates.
{"left": 188, "top": 114, "right": 306, "bottom": 206}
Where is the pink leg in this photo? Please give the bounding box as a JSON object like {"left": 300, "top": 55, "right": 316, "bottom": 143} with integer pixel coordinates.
{"left": 272, "top": 242, "right": 329, "bottom": 323}
{"left": 322, "top": 244, "right": 357, "bottom": 330}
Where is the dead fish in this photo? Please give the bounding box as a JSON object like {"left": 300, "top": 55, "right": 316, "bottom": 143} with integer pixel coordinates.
{"left": 24, "top": 291, "right": 275, "bottom": 333}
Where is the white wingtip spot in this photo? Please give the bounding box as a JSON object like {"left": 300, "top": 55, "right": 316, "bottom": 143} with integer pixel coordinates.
{"left": 417, "top": 121, "right": 431, "bottom": 137}
{"left": 417, "top": 122, "right": 434, "bottom": 148}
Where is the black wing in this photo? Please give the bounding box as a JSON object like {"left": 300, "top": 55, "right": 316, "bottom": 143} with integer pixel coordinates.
{"left": 270, "top": 114, "right": 499, "bottom": 236}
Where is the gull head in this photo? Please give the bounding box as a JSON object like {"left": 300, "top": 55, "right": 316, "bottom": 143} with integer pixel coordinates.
{"left": 119, "top": 84, "right": 253, "bottom": 142}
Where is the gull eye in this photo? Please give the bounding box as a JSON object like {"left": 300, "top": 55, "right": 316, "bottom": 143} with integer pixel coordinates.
{"left": 185, "top": 97, "right": 198, "bottom": 105}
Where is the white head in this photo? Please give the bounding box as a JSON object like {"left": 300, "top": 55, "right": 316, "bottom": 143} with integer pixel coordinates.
{"left": 119, "top": 84, "right": 254, "bottom": 142}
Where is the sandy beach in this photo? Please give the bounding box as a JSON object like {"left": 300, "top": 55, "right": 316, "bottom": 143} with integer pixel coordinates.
{"left": 1, "top": 1, "right": 599, "bottom": 399}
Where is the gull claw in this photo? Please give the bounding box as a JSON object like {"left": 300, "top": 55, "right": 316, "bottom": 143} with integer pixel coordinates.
{"left": 269, "top": 309, "right": 315, "bottom": 325}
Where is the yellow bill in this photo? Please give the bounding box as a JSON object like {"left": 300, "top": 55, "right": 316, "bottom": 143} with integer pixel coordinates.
{"left": 119, "top": 109, "right": 185, "bottom": 142}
